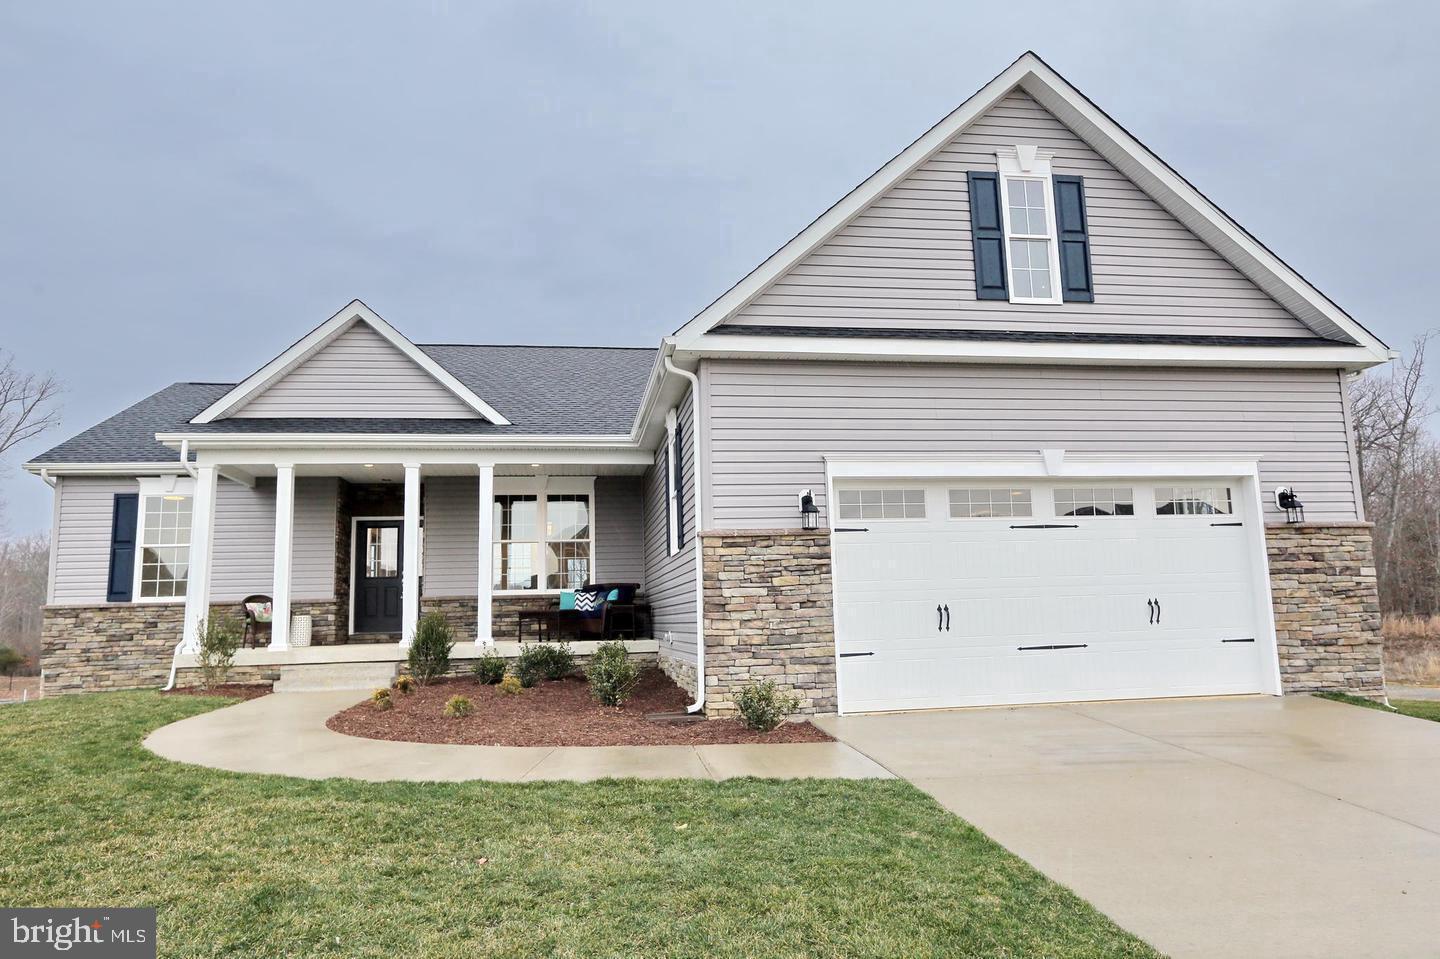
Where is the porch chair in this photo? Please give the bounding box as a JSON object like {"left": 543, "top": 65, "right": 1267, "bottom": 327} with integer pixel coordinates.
{"left": 239, "top": 595, "right": 273, "bottom": 648}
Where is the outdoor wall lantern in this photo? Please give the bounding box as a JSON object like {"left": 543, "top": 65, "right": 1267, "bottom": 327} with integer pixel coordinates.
{"left": 798, "top": 488, "right": 820, "bottom": 530}
{"left": 1275, "top": 486, "right": 1306, "bottom": 524}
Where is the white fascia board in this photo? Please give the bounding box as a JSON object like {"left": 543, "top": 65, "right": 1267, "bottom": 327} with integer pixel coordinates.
{"left": 190, "top": 299, "right": 512, "bottom": 425}
{"left": 184, "top": 447, "right": 653, "bottom": 468}
{"left": 680, "top": 334, "right": 1388, "bottom": 371}
{"left": 671, "top": 52, "right": 1389, "bottom": 361}
{"left": 156, "top": 431, "right": 637, "bottom": 449}
{"left": 22, "top": 461, "right": 191, "bottom": 476}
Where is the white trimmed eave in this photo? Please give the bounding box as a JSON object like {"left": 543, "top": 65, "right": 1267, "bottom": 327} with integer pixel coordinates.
{"left": 190, "top": 299, "right": 512, "bottom": 426}
{"left": 23, "top": 461, "right": 192, "bottom": 477}
{"left": 669, "top": 52, "right": 1390, "bottom": 364}
{"left": 677, "top": 334, "right": 1390, "bottom": 371}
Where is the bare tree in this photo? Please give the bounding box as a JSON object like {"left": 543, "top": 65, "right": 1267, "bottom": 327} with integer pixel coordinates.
{"left": 0, "top": 351, "right": 62, "bottom": 461}
{"left": 0, "top": 533, "right": 48, "bottom": 672}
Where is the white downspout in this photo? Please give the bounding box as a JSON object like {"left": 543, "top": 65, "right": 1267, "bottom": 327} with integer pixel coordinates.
{"left": 178, "top": 439, "right": 197, "bottom": 478}
{"left": 664, "top": 357, "right": 706, "bottom": 714}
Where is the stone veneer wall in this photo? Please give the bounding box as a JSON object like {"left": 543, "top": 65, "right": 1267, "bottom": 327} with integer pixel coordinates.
{"left": 658, "top": 652, "right": 698, "bottom": 699}
{"left": 701, "top": 530, "right": 836, "bottom": 716}
{"left": 41, "top": 600, "right": 342, "bottom": 694}
{"left": 1266, "top": 523, "right": 1384, "bottom": 698}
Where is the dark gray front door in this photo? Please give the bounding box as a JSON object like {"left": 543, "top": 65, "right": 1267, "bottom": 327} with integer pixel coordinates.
{"left": 354, "top": 520, "right": 403, "bottom": 633}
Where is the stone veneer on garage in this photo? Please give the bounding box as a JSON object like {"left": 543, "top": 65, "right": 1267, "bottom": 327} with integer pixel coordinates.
{"left": 701, "top": 530, "right": 837, "bottom": 716}
{"left": 1265, "top": 523, "right": 1384, "bottom": 698}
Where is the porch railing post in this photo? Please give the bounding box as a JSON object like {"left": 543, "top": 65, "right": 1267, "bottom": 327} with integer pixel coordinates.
{"left": 400, "top": 463, "right": 422, "bottom": 647}
{"left": 269, "top": 464, "right": 295, "bottom": 650}
{"left": 180, "top": 465, "right": 218, "bottom": 652}
{"left": 476, "top": 463, "right": 494, "bottom": 647}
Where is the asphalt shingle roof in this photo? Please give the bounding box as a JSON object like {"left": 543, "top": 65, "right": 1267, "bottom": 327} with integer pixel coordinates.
{"left": 30, "top": 345, "right": 657, "bottom": 465}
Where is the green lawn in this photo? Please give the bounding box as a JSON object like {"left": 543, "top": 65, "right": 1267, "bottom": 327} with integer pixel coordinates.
{"left": 1317, "top": 690, "right": 1440, "bottom": 723}
{"left": 0, "top": 693, "right": 1158, "bottom": 959}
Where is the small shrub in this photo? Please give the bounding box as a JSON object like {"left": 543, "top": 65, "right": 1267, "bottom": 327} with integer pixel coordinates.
{"left": 407, "top": 612, "right": 455, "bottom": 685}
{"left": 472, "top": 650, "right": 507, "bottom": 685}
{"left": 530, "top": 642, "right": 575, "bottom": 680}
{"left": 443, "top": 695, "right": 474, "bottom": 718}
{"left": 196, "top": 614, "right": 243, "bottom": 688}
{"left": 497, "top": 674, "right": 523, "bottom": 696}
{"left": 391, "top": 674, "right": 415, "bottom": 694}
{"left": 733, "top": 680, "right": 800, "bottom": 732}
{"left": 587, "top": 641, "right": 640, "bottom": 707}
{"left": 371, "top": 688, "right": 393, "bottom": 711}
{"left": 512, "top": 645, "right": 549, "bottom": 688}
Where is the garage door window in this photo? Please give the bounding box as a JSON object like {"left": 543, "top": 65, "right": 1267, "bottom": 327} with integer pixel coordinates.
{"left": 837, "top": 489, "right": 926, "bottom": 520}
{"left": 1155, "top": 486, "right": 1232, "bottom": 515}
{"left": 949, "top": 488, "right": 1032, "bottom": 518}
{"left": 1055, "top": 486, "right": 1134, "bottom": 517}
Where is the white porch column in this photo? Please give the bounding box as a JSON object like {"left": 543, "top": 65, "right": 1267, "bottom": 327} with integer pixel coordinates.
{"left": 400, "top": 462, "right": 422, "bottom": 647}
{"left": 268, "top": 464, "right": 295, "bottom": 650}
{"left": 476, "top": 463, "right": 495, "bottom": 647}
{"left": 180, "top": 465, "right": 218, "bottom": 652}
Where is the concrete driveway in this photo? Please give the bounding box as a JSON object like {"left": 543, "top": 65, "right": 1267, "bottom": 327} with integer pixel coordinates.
{"left": 813, "top": 695, "right": 1440, "bottom": 959}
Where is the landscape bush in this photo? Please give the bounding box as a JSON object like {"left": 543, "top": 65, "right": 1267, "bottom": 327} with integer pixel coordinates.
{"left": 371, "top": 688, "right": 392, "bottom": 711}
{"left": 497, "top": 674, "right": 523, "bottom": 696}
{"left": 512, "top": 645, "right": 549, "bottom": 688}
{"left": 472, "top": 650, "right": 507, "bottom": 685}
{"left": 391, "top": 674, "right": 415, "bottom": 694}
{"left": 532, "top": 642, "right": 576, "bottom": 680}
{"left": 733, "top": 680, "right": 800, "bottom": 732}
{"left": 586, "top": 642, "right": 639, "bottom": 707}
{"left": 407, "top": 612, "right": 454, "bottom": 685}
{"left": 196, "top": 615, "right": 243, "bottom": 688}
{"left": 443, "top": 695, "right": 474, "bottom": 718}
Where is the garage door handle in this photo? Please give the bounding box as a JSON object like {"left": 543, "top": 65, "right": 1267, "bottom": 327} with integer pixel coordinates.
{"left": 1147, "top": 598, "right": 1155, "bottom": 624}
{"left": 1018, "top": 644, "right": 1088, "bottom": 651}
{"left": 838, "top": 651, "right": 874, "bottom": 658}
{"left": 1010, "top": 523, "right": 1079, "bottom": 529}
{"left": 944, "top": 604, "right": 950, "bottom": 631}
{"left": 937, "top": 605, "right": 943, "bottom": 632}
{"left": 1154, "top": 598, "right": 1161, "bottom": 623}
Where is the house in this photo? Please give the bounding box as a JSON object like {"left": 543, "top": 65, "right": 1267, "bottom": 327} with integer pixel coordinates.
{"left": 26, "top": 53, "right": 1389, "bottom": 713}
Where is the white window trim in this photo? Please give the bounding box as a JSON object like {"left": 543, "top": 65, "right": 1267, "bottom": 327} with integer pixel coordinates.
{"left": 132, "top": 475, "right": 196, "bottom": 604}
{"left": 492, "top": 476, "right": 598, "bottom": 595}
{"left": 664, "top": 408, "right": 681, "bottom": 556}
{"left": 996, "top": 145, "right": 1063, "bottom": 306}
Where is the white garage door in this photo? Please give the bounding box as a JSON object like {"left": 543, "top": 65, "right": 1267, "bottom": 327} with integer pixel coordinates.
{"left": 832, "top": 479, "right": 1275, "bottom": 713}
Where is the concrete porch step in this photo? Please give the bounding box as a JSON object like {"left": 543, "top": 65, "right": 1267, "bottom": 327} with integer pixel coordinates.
{"left": 273, "top": 661, "right": 399, "bottom": 693}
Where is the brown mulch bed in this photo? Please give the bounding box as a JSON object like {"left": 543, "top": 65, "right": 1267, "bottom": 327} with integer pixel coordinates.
{"left": 326, "top": 668, "right": 833, "bottom": 746}
{"left": 164, "top": 683, "right": 272, "bottom": 701}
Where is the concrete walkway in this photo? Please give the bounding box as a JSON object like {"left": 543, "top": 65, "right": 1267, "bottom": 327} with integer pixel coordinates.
{"left": 814, "top": 695, "right": 1440, "bottom": 959}
{"left": 143, "top": 691, "right": 891, "bottom": 782}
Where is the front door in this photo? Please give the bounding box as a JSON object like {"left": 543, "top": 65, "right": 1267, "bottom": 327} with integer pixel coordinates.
{"left": 354, "top": 520, "right": 403, "bottom": 634}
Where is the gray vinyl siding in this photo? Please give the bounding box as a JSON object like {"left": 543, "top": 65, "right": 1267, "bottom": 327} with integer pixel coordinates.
{"left": 233, "top": 323, "right": 481, "bottom": 418}
{"left": 49, "top": 476, "right": 137, "bottom": 605}
{"left": 421, "top": 474, "right": 647, "bottom": 598}
{"left": 421, "top": 476, "right": 477, "bottom": 597}
{"left": 726, "top": 90, "right": 1315, "bottom": 338}
{"left": 643, "top": 389, "right": 698, "bottom": 662}
{"left": 208, "top": 477, "right": 338, "bottom": 602}
{"left": 703, "top": 360, "right": 1361, "bottom": 526}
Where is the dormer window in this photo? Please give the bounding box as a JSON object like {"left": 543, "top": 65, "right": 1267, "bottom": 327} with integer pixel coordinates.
{"left": 997, "top": 147, "right": 1062, "bottom": 305}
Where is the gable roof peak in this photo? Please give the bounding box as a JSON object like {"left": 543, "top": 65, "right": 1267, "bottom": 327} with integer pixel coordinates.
{"left": 189, "top": 300, "right": 512, "bottom": 425}
{"left": 671, "top": 51, "right": 1387, "bottom": 360}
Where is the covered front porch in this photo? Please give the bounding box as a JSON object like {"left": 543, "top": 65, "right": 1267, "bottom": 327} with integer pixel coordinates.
{"left": 171, "top": 445, "right": 656, "bottom": 664}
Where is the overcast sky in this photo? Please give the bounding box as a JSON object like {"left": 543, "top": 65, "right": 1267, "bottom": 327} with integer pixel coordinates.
{"left": 2, "top": 1, "right": 1436, "bottom": 535}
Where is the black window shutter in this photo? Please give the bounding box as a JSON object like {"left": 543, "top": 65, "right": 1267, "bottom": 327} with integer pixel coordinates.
{"left": 672, "top": 420, "right": 686, "bottom": 549}
{"left": 106, "top": 493, "right": 139, "bottom": 602}
{"left": 966, "top": 170, "right": 1008, "bottom": 300}
{"left": 1053, "top": 175, "right": 1094, "bottom": 303}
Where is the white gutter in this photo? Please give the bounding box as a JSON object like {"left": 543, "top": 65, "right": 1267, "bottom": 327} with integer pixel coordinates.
{"left": 37, "top": 468, "right": 56, "bottom": 488}
{"left": 178, "top": 439, "right": 197, "bottom": 478}
{"left": 664, "top": 356, "right": 706, "bottom": 715}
